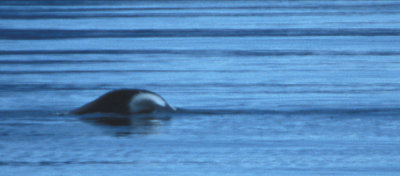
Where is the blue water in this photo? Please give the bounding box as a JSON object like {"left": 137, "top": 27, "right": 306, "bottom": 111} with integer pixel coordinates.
{"left": 1, "top": 0, "right": 400, "bottom": 175}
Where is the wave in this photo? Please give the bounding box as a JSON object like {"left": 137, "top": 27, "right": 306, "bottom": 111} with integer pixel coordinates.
{"left": 1, "top": 107, "right": 399, "bottom": 118}
{"left": 0, "top": 0, "right": 129, "bottom": 6}
{"left": 2, "top": 83, "right": 400, "bottom": 91}
{"left": 0, "top": 59, "right": 166, "bottom": 65}
{"left": 0, "top": 160, "right": 138, "bottom": 166}
{"left": 177, "top": 108, "right": 400, "bottom": 116}
{"left": 2, "top": 3, "right": 400, "bottom": 11}
{"left": 0, "top": 59, "right": 128, "bottom": 64}
{"left": 0, "top": 69, "right": 256, "bottom": 75}
{"left": 1, "top": 28, "right": 399, "bottom": 40}
{"left": 1, "top": 1, "right": 399, "bottom": 9}
{"left": 2, "top": 83, "right": 400, "bottom": 97}
{"left": 1, "top": 11, "right": 399, "bottom": 19}
{"left": 1, "top": 49, "right": 400, "bottom": 57}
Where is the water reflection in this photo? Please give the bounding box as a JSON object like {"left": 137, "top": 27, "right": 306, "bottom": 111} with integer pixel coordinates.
{"left": 80, "top": 114, "right": 171, "bottom": 136}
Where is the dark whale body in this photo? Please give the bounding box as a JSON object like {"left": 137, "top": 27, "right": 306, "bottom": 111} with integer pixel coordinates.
{"left": 71, "top": 89, "right": 175, "bottom": 115}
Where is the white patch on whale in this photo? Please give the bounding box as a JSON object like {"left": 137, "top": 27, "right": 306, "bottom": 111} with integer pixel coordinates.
{"left": 129, "top": 92, "right": 175, "bottom": 113}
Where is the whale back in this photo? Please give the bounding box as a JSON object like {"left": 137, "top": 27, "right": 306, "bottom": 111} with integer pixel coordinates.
{"left": 71, "top": 89, "right": 174, "bottom": 115}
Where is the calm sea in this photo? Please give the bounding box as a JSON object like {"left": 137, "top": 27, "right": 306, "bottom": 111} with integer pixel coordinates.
{"left": 1, "top": 0, "right": 400, "bottom": 175}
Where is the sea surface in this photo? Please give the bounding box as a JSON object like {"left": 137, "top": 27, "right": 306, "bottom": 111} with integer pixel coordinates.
{"left": 1, "top": 0, "right": 400, "bottom": 175}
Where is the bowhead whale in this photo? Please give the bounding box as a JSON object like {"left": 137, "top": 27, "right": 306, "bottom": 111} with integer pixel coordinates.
{"left": 71, "top": 89, "right": 176, "bottom": 115}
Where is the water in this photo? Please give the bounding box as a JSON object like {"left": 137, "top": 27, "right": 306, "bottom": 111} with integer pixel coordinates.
{"left": 1, "top": 0, "right": 400, "bottom": 175}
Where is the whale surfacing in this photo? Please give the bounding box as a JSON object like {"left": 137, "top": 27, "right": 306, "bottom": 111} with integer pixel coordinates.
{"left": 71, "top": 89, "right": 175, "bottom": 115}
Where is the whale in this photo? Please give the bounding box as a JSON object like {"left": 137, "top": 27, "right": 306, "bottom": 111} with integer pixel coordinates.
{"left": 71, "top": 89, "right": 176, "bottom": 115}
